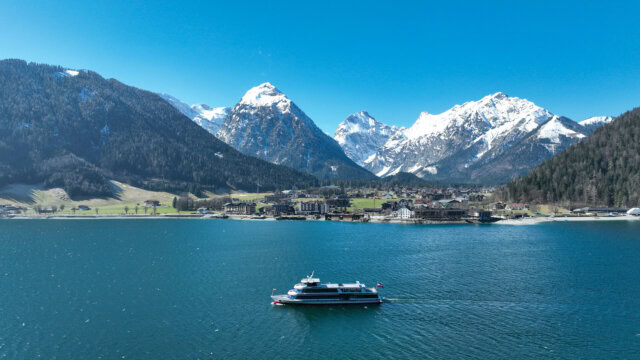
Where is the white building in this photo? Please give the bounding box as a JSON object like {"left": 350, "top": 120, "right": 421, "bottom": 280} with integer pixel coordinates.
{"left": 393, "top": 207, "right": 414, "bottom": 219}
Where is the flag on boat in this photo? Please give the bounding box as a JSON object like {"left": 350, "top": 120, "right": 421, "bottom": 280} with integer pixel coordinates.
{"left": 377, "top": 281, "right": 384, "bottom": 288}
{"left": 272, "top": 288, "right": 277, "bottom": 292}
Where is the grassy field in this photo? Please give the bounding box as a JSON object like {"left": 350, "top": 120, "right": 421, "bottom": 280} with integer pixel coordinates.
{"left": 349, "top": 198, "right": 392, "bottom": 209}
{"left": 0, "top": 182, "right": 281, "bottom": 216}
{"left": 0, "top": 181, "right": 185, "bottom": 215}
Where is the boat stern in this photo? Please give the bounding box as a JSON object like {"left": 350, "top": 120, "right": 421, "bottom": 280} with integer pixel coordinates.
{"left": 271, "top": 294, "right": 291, "bottom": 304}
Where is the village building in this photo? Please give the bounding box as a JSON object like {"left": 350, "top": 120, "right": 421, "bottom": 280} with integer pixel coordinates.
{"left": 224, "top": 202, "right": 257, "bottom": 215}
{"left": 506, "top": 203, "right": 528, "bottom": 211}
{"left": 414, "top": 206, "right": 467, "bottom": 220}
{"left": 491, "top": 202, "right": 506, "bottom": 210}
{"left": 468, "top": 194, "right": 485, "bottom": 202}
{"left": 326, "top": 197, "right": 351, "bottom": 210}
{"left": 437, "top": 199, "right": 465, "bottom": 208}
{"left": 298, "top": 201, "right": 328, "bottom": 215}
{"left": 392, "top": 206, "right": 414, "bottom": 219}
{"left": 363, "top": 208, "right": 384, "bottom": 215}
{"left": 272, "top": 203, "right": 296, "bottom": 216}
{"left": 264, "top": 193, "right": 290, "bottom": 203}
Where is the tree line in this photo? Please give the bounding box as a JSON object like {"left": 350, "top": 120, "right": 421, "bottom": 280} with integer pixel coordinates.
{"left": 501, "top": 107, "right": 640, "bottom": 207}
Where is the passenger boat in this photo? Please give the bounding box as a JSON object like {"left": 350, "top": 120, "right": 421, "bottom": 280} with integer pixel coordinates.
{"left": 271, "top": 272, "right": 383, "bottom": 305}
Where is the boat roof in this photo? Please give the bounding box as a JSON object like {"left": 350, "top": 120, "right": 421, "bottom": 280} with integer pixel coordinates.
{"left": 297, "top": 281, "right": 363, "bottom": 288}
{"left": 298, "top": 273, "right": 366, "bottom": 288}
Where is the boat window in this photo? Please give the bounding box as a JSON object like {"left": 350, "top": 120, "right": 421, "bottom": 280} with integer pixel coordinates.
{"left": 350, "top": 294, "right": 379, "bottom": 298}
{"left": 302, "top": 288, "right": 338, "bottom": 293}
{"left": 341, "top": 288, "right": 361, "bottom": 292}
{"left": 297, "top": 294, "right": 339, "bottom": 299}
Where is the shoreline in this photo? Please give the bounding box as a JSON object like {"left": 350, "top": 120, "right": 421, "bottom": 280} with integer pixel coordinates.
{"left": 495, "top": 215, "right": 640, "bottom": 225}
{"left": 2, "top": 214, "right": 639, "bottom": 225}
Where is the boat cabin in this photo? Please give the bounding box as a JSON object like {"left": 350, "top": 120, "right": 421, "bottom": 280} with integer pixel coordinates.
{"left": 300, "top": 277, "right": 320, "bottom": 286}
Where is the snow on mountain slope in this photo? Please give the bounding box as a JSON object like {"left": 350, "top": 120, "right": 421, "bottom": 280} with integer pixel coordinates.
{"left": 344, "top": 92, "right": 610, "bottom": 183}
{"left": 159, "top": 93, "right": 199, "bottom": 119}
{"left": 333, "top": 111, "right": 403, "bottom": 165}
{"left": 239, "top": 82, "right": 291, "bottom": 111}
{"left": 217, "top": 83, "right": 375, "bottom": 180}
{"left": 364, "top": 92, "right": 554, "bottom": 178}
{"left": 537, "top": 115, "right": 586, "bottom": 145}
{"left": 447, "top": 116, "right": 593, "bottom": 183}
{"left": 158, "top": 93, "right": 229, "bottom": 135}
{"left": 191, "top": 104, "right": 230, "bottom": 134}
{"left": 579, "top": 116, "right": 613, "bottom": 133}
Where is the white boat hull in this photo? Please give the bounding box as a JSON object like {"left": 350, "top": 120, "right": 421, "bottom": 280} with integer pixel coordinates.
{"left": 271, "top": 295, "right": 382, "bottom": 305}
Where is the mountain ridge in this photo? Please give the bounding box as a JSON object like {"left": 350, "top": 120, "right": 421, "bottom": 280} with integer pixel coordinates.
{"left": 334, "top": 93, "right": 611, "bottom": 184}
{"left": 0, "top": 59, "right": 317, "bottom": 197}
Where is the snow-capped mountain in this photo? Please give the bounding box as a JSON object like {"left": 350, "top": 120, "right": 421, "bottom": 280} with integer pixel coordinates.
{"left": 364, "top": 92, "right": 554, "bottom": 179}
{"left": 428, "top": 115, "right": 593, "bottom": 184}
{"left": 191, "top": 104, "right": 230, "bottom": 134}
{"left": 333, "top": 111, "right": 403, "bottom": 165}
{"left": 158, "top": 93, "right": 229, "bottom": 134}
{"left": 579, "top": 116, "right": 613, "bottom": 133}
{"left": 337, "top": 92, "right": 610, "bottom": 184}
{"left": 217, "top": 83, "right": 375, "bottom": 180}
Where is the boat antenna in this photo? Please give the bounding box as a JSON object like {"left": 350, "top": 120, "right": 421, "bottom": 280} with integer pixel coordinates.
{"left": 309, "top": 271, "right": 314, "bottom": 280}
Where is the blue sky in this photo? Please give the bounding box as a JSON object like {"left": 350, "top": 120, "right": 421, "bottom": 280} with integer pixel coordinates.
{"left": 2, "top": 1, "right": 639, "bottom": 133}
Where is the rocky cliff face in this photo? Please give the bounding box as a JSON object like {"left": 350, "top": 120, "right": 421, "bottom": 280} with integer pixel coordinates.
{"left": 158, "top": 94, "right": 229, "bottom": 134}
{"left": 217, "top": 83, "right": 375, "bottom": 180}
{"left": 333, "top": 111, "right": 402, "bottom": 166}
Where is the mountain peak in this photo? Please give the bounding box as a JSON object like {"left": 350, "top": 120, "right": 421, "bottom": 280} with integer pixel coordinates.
{"left": 220, "top": 83, "right": 375, "bottom": 180}
{"left": 580, "top": 116, "right": 613, "bottom": 126}
{"left": 579, "top": 116, "right": 613, "bottom": 133}
{"left": 345, "top": 111, "right": 373, "bottom": 123}
{"left": 489, "top": 91, "right": 508, "bottom": 99}
{"left": 406, "top": 93, "right": 551, "bottom": 140}
{"left": 334, "top": 112, "right": 402, "bottom": 166}
{"left": 239, "top": 82, "right": 289, "bottom": 109}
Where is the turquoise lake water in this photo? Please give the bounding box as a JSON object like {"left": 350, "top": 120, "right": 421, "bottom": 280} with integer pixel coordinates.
{"left": 1, "top": 219, "right": 639, "bottom": 359}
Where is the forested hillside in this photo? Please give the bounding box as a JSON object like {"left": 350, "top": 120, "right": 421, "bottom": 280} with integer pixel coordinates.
{"left": 503, "top": 107, "right": 640, "bottom": 207}
{"left": 0, "top": 60, "right": 317, "bottom": 198}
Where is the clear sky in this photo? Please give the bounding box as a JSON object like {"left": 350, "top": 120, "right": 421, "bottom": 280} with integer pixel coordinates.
{"left": 2, "top": 1, "right": 639, "bottom": 133}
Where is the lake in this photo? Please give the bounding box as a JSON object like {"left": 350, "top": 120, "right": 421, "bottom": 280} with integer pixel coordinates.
{"left": 1, "top": 219, "right": 639, "bottom": 359}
